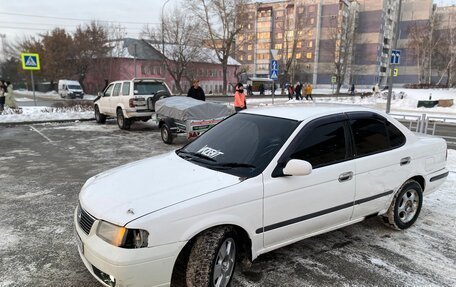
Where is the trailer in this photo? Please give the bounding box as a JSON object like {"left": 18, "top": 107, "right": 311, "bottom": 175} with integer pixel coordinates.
{"left": 155, "top": 96, "right": 233, "bottom": 144}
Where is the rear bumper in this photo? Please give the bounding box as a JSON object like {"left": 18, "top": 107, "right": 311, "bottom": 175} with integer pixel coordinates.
{"left": 74, "top": 208, "right": 184, "bottom": 287}
{"left": 124, "top": 109, "right": 153, "bottom": 119}
{"left": 424, "top": 168, "right": 449, "bottom": 195}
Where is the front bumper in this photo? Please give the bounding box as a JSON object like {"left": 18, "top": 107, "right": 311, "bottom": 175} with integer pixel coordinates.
{"left": 74, "top": 207, "right": 184, "bottom": 287}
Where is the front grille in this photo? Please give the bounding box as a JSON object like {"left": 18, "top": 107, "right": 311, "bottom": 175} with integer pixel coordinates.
{"left": 78, "top": 204, "right": 96, "bottom": 235}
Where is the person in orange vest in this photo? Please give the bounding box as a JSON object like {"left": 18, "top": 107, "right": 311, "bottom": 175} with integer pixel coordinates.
{"left": 233, "top": 83, "right": 247, "bottom": 112}
{"left": 305, "top": 83, "right": 313, "bottom": 100}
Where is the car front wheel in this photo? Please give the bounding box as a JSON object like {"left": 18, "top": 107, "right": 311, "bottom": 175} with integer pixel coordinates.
{"left": 116, "top": 108, "right": 131, "bottom": 130}
{"left": 94, "top": 105, "right": 106, "bottom": 124}
{"left": 186, "top": 226, "right": 237, "bottom": 287}
{"left": 383, "top": 180, "right": 423, "bottom": 230}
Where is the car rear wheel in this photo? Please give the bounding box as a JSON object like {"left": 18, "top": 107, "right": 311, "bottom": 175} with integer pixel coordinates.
{"left": 383, "top": 180, "right": 423, "bottom": 230}
{"left": 116, "top": 108, "right": 131, "bottom": 130}
{"left": 160, "top": 124, "right": 173, "bottom": 144}
{"left": 186, "top": 226, "right": 237, "bottom": 287}
{"left": 94, "top": 105, "right": 106, "bottom": 124}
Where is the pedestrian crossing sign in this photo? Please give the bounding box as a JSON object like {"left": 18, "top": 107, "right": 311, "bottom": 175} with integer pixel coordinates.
{"left": 21, "top": 53, "right": 41, "bottom": 70}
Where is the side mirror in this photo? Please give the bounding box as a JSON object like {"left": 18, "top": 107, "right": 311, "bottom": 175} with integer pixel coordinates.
{"left": 98, "top": 92, "right": 104, "bottom": 97}
{"left": 283, "top": 159, "right": 312, "bottom": 176}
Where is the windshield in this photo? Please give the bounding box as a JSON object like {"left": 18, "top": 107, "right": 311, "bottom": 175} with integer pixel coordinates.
{"left": 134, "top": 82, "right": 168, "bottom": 95}
{"left": 68, "top": 85, "right": 81, "bottom": 89}
{"left": 177, "top": 113, "right": 299, "bottom": 177}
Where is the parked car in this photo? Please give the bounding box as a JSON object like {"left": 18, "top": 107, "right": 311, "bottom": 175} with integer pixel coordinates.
{"left": 58, "top": 79, "right": 84, "bottom": 99}
{"left": 94, "top": 78, "right": 171, "bottom": 130}
{"left": 75, "top": 105, "right": 448, "bottom": 287}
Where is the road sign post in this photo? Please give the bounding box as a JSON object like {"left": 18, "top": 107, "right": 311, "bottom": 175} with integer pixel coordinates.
{"left": 21, "top": 53, "right": 41, "bottom": 106}
{"left": 270, "top": 59, "right": 279, "bottom": 104}
{"left": 331, "top": 76, "right": 337, "bottom": 94}
{"left": 387, "top": 49, "right": 400, "bottom": 113}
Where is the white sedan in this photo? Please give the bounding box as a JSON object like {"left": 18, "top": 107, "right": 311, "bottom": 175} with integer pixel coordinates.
{"left": 75, "top": 104, "right": 448, "bottom": 287}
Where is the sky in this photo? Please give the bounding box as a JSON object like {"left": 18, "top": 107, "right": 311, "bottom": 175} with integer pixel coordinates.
{"left": 0, "top": 0, "right": 455, "bottom": 47}
{"left": 0, "top": 0, "right": 177, "bottom": 44}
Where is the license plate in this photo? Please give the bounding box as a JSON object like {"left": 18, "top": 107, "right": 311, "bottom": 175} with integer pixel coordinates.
{"left": 75, "top": 231, "right": 84, "bottom": 254}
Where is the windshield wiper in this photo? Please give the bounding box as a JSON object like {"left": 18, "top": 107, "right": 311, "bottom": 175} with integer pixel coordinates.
{"left": 211, "top": 162, "right": 256, "bottom": 169}
{"left": 176, "top": 150, "right": 216, "bottom": 162}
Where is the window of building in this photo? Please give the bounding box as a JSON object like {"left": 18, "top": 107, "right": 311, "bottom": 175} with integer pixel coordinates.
{"left": 286, "top": 30, "right": 294, "bottom": 39}
{"left": 296, "top": 52, "right": 302, "bottom": 59}
{"left": 258, "top": 9, "right": 272, "bottom": 18}
{"left": 257, "top": 32, "right": 270, "bottom": 39}
{"left": 238, "top": 35, "right": 244, "bottom": 42}
{"left": 298, "top": 7, "right": 304, "bottom": 14}
{"left": 247, "top": 55, "right": 252, "bottom": 61}
{"left": 308, "top": 5, "right": 315, "bottom": 13}
{"left": 276, "top": 32, "right": 283, "bottom": 39}
{"left": 258, "top": 42, "right": 270, "bottom": 50}
{"left": 257, "top": 53, "right": 270, "bottom": 60}
{"left": 277, "top": 54, "right": 282, "bottom": 60}
{"left": 256, "top": 64, "right": 269, "bottom": 71}
{"left": 258, "top": 21, "right": 272, "bottom": 28}
{"left": 306, "top": 52, "right": 312, "bottom": 59}
{"left": 276, "top": 10, "right": 284, "bottom": 17}
{"left": 297, "top": 41, "right": 302, "bottom": 48}
{"left": 308, "top": 40, "right": 313, "bottom": 48}
{"left": 275, "top": 21, "right": 284, "bottom": 29}
{"left": 239, "top": 55, "right": 244, "bottom": 61}
{"left": 239, "top": 45, "right": 244, "bottom": 51}
{"left": 308, "top": 30, "right": 313, "bottom": 37}
{"left": 310, "top": 17, "right": 315, "bottom": 25}
{"left": 248, "top": 44, "right": 253, "bottom": 51}
{"left": 275, "top": 43, "right": 283, "bottom": 50}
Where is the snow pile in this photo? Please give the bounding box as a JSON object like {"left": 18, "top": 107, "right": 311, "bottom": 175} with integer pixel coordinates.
{"left": 0, "top": 106, "right": 94, "bottom": 123}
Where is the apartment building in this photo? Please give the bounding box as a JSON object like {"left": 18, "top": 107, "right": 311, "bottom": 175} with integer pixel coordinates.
{"left": 237, "top": 0, "right": 445, "bottom": 87}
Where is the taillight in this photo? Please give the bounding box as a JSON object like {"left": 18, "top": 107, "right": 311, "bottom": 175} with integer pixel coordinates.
{"left": 129, "top": 98, "right": 146, "bottom": 108}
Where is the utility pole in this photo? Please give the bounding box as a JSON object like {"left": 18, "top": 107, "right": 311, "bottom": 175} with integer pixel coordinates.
{"left": 386, "top": 0, "right": 402, "bottom": 114}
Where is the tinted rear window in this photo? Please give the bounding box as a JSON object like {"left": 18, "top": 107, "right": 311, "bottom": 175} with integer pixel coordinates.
{"left": 134, "top": 82, "right": 168, "bottom": 95}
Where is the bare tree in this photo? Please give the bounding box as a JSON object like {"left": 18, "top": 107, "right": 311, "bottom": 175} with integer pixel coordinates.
{"left": 186, "top": 0, "right": 251, "bottom": 95}
{"left": 323, "top": 3, "right": 358, "bottom": 94}
{"left": 433, "top": 13, "right": 456, "bottom": 87}
{"left": 141, "top": 7, "right": 204, "bottom": 94}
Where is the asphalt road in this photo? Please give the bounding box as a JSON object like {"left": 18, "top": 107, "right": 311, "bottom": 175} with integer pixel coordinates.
{"left": 0, "top": 120, "right": 455, "bottom": 287}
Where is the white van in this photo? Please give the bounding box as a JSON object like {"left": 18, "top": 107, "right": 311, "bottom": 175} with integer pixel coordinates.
{"left": 58, "top": 80, "right": 84, "bottom": 99}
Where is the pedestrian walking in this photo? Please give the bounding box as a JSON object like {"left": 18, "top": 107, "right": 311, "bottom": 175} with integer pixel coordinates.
{"left": 187, "top": 80, "right": 206, "bottom": 101}
{"left": 305, "top": 83, "right": 313, "bottom": 100}
{"left": 5, "top": 81, "right": 17, "bottom": 109}
{"left": 350, "top": 83, "right": 355, "bottom": 96}
{"left": 0, "top": 80, "right": 6, "bottom": 112}
{"left": 259, "top": 84, "right": 265, "bottom": 96}
{"left": 295, "top": 82, "right": 302, "bottom": 100}
{"left": 233, "top": 83, "right": 247, "bottom": 112}
{"left": 287, "top": 84, "right": 294, "bottom": 100}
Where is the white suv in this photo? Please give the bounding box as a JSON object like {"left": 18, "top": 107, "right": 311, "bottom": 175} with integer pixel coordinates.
{"left": 94, "top": 78, "right": 171, "bottom": 130}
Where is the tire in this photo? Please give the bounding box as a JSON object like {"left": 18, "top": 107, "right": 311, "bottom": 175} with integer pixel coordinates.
{"left": 186, "top": 226, "right": 237, "bottom": 287}
{"left": 382, "top": 180, "right": 423, "bottom": 230}
{"left": 116, "top": 108, "right": 131, "bottom": 130}
{"left": 94, "top": 105, "right": 106, "bottom": 124}
{"left": 161, "top": 124, "right": 173, "bottom": 144}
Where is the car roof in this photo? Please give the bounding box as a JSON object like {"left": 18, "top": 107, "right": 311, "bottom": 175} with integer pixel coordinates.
{"left": 242, "top": 103, "right": 381, "bottom": 121}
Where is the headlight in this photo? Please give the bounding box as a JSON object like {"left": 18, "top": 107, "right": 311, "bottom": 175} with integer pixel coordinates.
{"left": 96, "top": 221, "right": 149, "bottom": 248}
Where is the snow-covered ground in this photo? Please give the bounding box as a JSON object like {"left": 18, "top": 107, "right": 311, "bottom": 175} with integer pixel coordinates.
{"left": 0, "top": 88, "right": 455, "bottom": 124}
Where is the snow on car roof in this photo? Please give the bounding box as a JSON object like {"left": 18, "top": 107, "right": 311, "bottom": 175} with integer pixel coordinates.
{"left": 242, "top": 103, "right": 378, "bottom": 121}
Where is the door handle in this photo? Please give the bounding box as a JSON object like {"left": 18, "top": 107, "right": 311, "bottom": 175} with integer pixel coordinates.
{"left": 338, "top": 171, "right": 353, "bottom": 182}
{"left": 400, "top": 157, "right": 411, "bottom": 166}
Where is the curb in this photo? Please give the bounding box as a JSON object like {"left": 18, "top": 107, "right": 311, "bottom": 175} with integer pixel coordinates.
{"left": 0, "top": 118, "right": 95, "bottom": 126}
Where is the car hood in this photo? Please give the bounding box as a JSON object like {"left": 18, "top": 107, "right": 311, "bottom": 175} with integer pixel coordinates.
{"left": 79, "top": 151, "right": 241, "bottom": 226}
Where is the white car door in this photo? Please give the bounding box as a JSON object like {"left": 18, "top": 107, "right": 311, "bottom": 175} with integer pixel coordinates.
{"left": 262, "top": 115, "right": 356, "bottom": 248}
{"left": 109, "top": 83, "right": 122, "bottom": 115}
{"left": 347, "top": 112, "right": 410, "bottom": 219}
{"left": 97, "top": 84, "right": 114, "bottom": 115}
